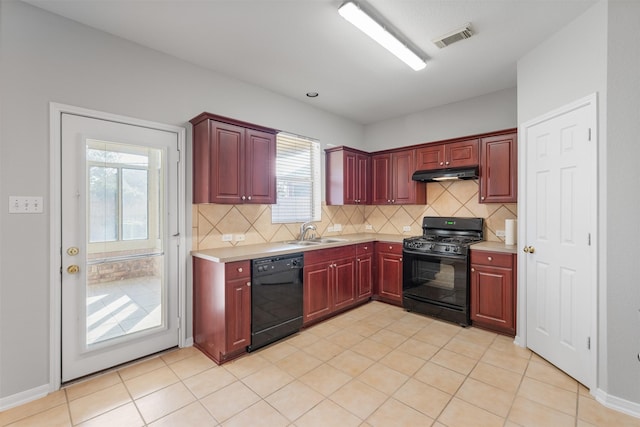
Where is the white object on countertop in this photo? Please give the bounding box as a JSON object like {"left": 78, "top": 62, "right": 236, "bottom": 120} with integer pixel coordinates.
{"left": 505, "top": 219, "right": 517, "bottom": 245}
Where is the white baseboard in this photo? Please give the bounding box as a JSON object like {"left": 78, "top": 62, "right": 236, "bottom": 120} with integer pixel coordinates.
{"left": 0, "top": 384, "right": 50, "bottom": 412}
{"left": 594, "top": 388, "right": 640, "bottom": 419}
{"left": 183, "top": 336, "right": 193, "bottom": 347}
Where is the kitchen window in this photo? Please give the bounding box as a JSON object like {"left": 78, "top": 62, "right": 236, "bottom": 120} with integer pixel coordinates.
{"left": 272, "top": 133, "right": 321, "bottom": 223}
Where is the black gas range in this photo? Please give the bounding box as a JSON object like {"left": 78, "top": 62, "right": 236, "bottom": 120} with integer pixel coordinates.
{"left": 402, "top": 217, "right": 484, "bottom": 326}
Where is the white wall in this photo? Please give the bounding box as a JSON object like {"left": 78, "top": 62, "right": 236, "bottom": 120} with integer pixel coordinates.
{"left": 605, "top": 0, "right": 640, "bottom": 404}
{"left": 518, "top": 0, "right": 640, "bottom": 408}
{"left": 0, "top": 0, "right": 363, "bottom": 400}
{"left": 363, "top": 87, "right": 517, "bottom": 151}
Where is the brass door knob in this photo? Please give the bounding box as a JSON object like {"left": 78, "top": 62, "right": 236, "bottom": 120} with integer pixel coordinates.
{"left": 67, "top": 265, "right": 80, "bottom": 274}
{"left": 523, "top": 246, "right": 536, "bottom": 254}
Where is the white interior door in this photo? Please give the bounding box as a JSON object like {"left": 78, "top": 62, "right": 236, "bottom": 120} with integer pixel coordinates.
{"left": 522, "top": 95, "right": 597, "bottom": 387}
{"left": 61, "top": 112, "right": 181, "bottom": 382}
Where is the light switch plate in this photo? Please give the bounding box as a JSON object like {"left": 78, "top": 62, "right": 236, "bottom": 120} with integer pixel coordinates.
{"left": 222, "top": 234, "right": 233, "bottom": 242}
{"left": 333, "top": 223, "right": 342, "bottom": 231}
{"left": 402, "top": 225, "right": 411, "bottom": 232}
{"left": 496, "top": 230, "right": 506, "bottom": 237}
{"left": 9, "top": 196, "right": 43, "bottom": 213}
{"left": 365, "top": 224, "right": 373, "bottom": 230}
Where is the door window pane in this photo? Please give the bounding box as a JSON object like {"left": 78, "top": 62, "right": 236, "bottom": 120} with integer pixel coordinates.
{"left": 89, "top": 166, "right": 118, "bottom": 243}
{"left": 122, "top": 168, "right": 148, "bottom": 240}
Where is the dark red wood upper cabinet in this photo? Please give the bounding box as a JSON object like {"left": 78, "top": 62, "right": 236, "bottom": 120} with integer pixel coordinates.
{"left": 371, "top": 153, "right": 392, "bottom": 205}
{"left": 371, "top": 149, "right": 425, "bottom": 205}
{"left": 190, "top": 113, "right": 276, "bottom": 204}
{"left": 325, "top": 147, "right": 370, "bottom": 205}
{"left": 479, "top": 132, "right": 517, "bottom": 203}
{"left": 415, "top": 139, "right": 478, "bottom": 170}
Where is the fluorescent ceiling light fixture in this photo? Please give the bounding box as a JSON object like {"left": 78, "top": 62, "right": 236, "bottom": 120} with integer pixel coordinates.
{"left": 338, "top": 1, "right": 426, "bottom": 71}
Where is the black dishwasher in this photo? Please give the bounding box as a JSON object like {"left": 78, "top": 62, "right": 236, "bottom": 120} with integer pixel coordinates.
{"left": 248, "top": 253, "right": 304, "bottom": 352}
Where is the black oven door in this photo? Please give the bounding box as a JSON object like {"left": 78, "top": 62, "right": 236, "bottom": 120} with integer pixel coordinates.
{"left": 402, "top": 250, "right": 469, "bottom": 320}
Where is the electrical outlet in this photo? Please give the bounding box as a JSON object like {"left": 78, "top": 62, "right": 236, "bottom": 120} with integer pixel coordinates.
{"left": 365, "top": 224, "right": 373, "bottom": 230}
{"left": 327, "top": 226, "right": 334, "bottom": 232}
{"left": 235, "top": 234, "right": 245, "bottom": 241}
{"left": 402, "top": 225, "right": 411, "bottom": 232}
{"left": 222, "top": 234, "right": 233, "bottom": 242}
{"left": 9, "top": 196, "right": 43, "bottom": 213}
{"left": 496, "top": 230, "right": 506, "bottom": 237}
{"left": 333, "top": 223, "right": 342, "bottom": 231}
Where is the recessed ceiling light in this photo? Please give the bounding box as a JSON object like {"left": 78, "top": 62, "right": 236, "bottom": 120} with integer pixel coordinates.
{"left": 306, "top": 92, "right": 319, "bottom": 98}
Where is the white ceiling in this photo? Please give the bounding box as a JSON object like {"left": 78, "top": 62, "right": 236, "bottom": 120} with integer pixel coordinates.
{"left": 24, "top": 0, "right": 596, "bottom": 124}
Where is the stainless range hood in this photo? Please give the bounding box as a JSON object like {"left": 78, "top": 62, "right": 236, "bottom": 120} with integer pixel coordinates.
{"left": 412, "top": 166, "right": 479, "bottom": 182}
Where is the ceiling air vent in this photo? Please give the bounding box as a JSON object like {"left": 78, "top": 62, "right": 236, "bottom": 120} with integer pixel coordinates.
{"left": 433, "top": 23, "right": 473, "bottom": 48}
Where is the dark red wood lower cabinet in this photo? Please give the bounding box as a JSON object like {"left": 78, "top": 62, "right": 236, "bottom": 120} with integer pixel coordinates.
{"left": 470, "top": 250, "right": 517, "bottom": 336}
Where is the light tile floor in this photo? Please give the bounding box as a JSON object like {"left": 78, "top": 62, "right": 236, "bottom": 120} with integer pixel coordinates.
{"left": 2, "top": 301, "right": 639, "bottom": 426}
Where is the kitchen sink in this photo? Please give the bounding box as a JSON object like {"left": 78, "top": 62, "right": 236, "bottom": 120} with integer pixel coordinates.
{"left": 284, "top": 240, "right": 322, "bottom": 246}
{"left": 308, "top": 238, "right": 348, "bottom": 243}
{"left": 284, "top": 237, "right": 348, "bottom": 246}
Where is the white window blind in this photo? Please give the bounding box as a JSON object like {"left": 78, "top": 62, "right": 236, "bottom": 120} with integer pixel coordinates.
{"left": 272, "top": 133, "right": 321, "bottom": 224}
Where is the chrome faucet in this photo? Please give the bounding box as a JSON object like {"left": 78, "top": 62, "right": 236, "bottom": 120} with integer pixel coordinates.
{"left": 299, "top": 221, "right": 317, "bottom": 241}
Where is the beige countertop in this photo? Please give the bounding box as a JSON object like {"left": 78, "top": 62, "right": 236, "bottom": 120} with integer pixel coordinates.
{"left": 471, "top": 241, "right": 518, "bottom": 254}
{"left": 191, "top": 233, "right": 405, "bottom": 263}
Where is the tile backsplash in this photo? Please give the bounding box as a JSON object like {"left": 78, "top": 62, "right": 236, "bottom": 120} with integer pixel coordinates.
{"left": 193, "top": 180, "right": 517, "bottom": 251}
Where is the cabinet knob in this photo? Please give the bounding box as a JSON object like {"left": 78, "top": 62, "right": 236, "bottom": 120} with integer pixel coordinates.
{"left": 241, "top": 195, "right": 246, "bottom": 201}
{"left": 439, "top": 162, "right": 444, "bottom": 166}
{"left": 387, "top": 199, "right": 391, "bottom": 203}
{"left": 487, "top": 256, "right": 493, "bottom": 261}
{"left": 238, "top": 267, "right": 243, "bottom": 273}
{"left": 247, "top": 196, "right": 252, "bottom": 201}
{"left": 445, "top": 161, "right": 450, "bottom": 165}
{"left": 389, "top": 246, "right": 393, "bottom": 250}
{"left": 246, "top": 281, "right": 251, "bottom": 287}
{"left": 399, "top": 257, "right": 402, "bottom": 261}
{"left": 481, "top": 196, "right": 485, "bottom": 201}
{"left": 391, "top": 199, "right": 395, "bottom": 203}
{"left": 364, "top": 246, "right": 368, "bottom": 250}
{"left": 471, "top": 267, "right": 475, "bottom": 272}
{"left": 356, "top": 258, "right": 361, "bottom": 262}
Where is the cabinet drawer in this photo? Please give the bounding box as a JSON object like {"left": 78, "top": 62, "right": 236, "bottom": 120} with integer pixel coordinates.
{"left": 376, "top": 242, "right": 402, "bottom": 255}
{"left": 225, "top": 260, "right": 251, "bottom": 280}
{"left": 355, "top": 242, "right": 374, "bottom": 254}
{"left": 470, "top": 251, "right": 513, "bottom": 268}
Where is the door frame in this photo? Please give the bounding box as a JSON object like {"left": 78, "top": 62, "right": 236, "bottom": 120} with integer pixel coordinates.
{"left": 515, "top": 93, "right": 598, "bottom": 390}
{"left": 49, "top": 102, "right": 187, "bottom": 391}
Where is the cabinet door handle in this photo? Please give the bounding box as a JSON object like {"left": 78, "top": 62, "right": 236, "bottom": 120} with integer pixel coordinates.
{"left": 481, "top": 196, "right": 485, "bottom": 201}
{"left": 389, "top": 246, "right": 393, "bottom": 250}
{"left": 241, "top": 195, "right": 246, "bottom": 201}
{"left": 487, "top": 256, "right": 493, "bottom": 261}
{"left": 238, "top": 267, "right": 243, "bottom": 273}
{"left": 387, "top": 199, "right": 391, "bottom": 203}
{"left": 471, "top": 267, "right": 475, "bottom": 272}
{"left": 246, "top": 282, "right": 251, "bottom": 287}
{"left": 247, "top": 196, "right": 252, "bottom": 201}
{"left": 445, "top": 161, "right": 450, "bottom": 165}
{"left": 399, "top": 257, "right": 402, "bottom": 261}
{"left": 439, "top": 162, "right": 444, "bottom": 166}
